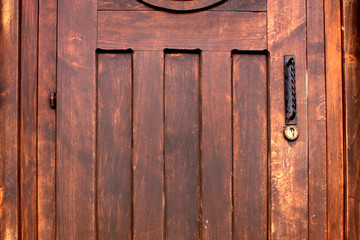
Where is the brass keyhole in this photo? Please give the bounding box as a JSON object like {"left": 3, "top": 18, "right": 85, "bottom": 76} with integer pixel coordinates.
{"left": 284, "top": 126, "right": 299, "bottom": 141}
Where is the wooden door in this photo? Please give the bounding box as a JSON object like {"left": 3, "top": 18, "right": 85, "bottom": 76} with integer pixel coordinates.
{"left": 54, "top": 0, "right": 309, "bottom": 239}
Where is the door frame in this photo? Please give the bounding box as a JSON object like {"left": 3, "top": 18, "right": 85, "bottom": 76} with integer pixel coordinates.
{"left": 0, "top": 0, "right": 356, "bottom": 239}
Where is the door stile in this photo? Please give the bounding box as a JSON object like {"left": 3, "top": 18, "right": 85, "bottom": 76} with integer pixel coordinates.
{"left": 57, "top": 0, "right": 97, "bottom": 239}
{"left": 38, "top": 0, "right": 58, "bottom": 238}
{"left": 268, "top": 0, "right": 308, "bottom": 239}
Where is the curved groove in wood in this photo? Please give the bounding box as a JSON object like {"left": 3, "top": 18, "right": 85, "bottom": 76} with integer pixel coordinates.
{"left": 137, "top": 0, "right": 227, "bottom": 11}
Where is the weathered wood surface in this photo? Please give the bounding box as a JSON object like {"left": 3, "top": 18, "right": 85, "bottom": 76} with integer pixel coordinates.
{"left": 133, "top": 51, "right": 164, "bottom": 240}
{"left": 0, "top": 0, "right": 19, "bottom": 239}
{"left": 57, "top": 0, "right": 97, "bottom": 238}
{"left": 268, "top": 0, "right": 308, "bottom": 238}
{"left": 201, "top": 52, "right": 232, "bottom": 239}
{"left": 325, "top": 0, "right": 345, "bottom": 239}
{"left": 98, "top": 11, "right": 267, "bottom": 51}
{"left": 165, "top": 52, "right": 201, "bottom": 239}
{"left": 97, "top": 53, "right": 133, "bottom": 240}
{"left": 232, "top": 53, "right": 268, "bottom": 239}
{"left": 343, "top": 0, "right": 360, "bottom": 239}
{"left": 307, "top": 0, "right": 327, "bottom": 239}
{"left": 38, "top": 0, "right": 57, "bottom": 238}
{"left": 20, "top": 0, "right": 38, "bottom": 239}
{"left": 98, "top": 0, "right": 266, "bottom": 11}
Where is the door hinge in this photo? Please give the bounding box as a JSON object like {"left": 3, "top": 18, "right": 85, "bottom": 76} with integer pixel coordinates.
{"left": 50, "top": 92, "right": 56, "bottom": 109}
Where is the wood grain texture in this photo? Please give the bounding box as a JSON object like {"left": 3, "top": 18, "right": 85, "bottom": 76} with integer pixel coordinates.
{"left": 324, "top": 0, "right": 345, "bottom": 239}
{"left": 98, "top": 0, "right": 266, "bottom": 11}
{"left": 20, "top": 0, "right": 38, "bottom": 239}
{"left": 307, "top": 0, "right": 327, "bottom": 239}
{"left": 233, "top": 53, "right": 267, "bottom": 239}
{"left": 97, "top": 53, "right": 132, "bottom": 240}
{"left": 57, "top": 0, "right": 97, "bottom": 239}
{"left": 165, "top": 53, "right": 200, "bottom": 239}
{"left": 97, "top": 11, "right": 267, "bottom": 51}
{"left": 0, "top": 0, "right": 19, "bottom": 239}
{"left": 268, "top": 0, "right": 308, "bottom": 239}
{"left": 133, "top": 51, "right": 164, "bottom": 240}
{"left": 343, "top": 0, "right": 360, "bottom": 238}
{"left": 38, "top": 0, "right": 57, "bottom": 238}
{"left": 201, "top": 52, "right": 232, "bottom": 239}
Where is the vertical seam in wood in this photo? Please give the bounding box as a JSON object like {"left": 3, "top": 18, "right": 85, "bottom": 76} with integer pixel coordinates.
{"left": 199, "top": 52, "right": 203, "bottom": 240}
{"left": 36, "top": 0, "right": 40, "bottom": 236}
{"left": 163, "top": 51, "right": 167, "bottom": 240}
{"left": 230, "top": 52, "right": 235, "bottom": 240}
{"left": 266, "top": 52, "right": 271, "bottom": 240}
{"left": 322, "top": 0, "right": 329, "bottom": 238}
{"left": 95, "top": 52, "right": 99, "bottom": 240}
{"left": 17, "top": 0, "right": 22, "bottom": 238}
{"left": 131, "top": 51, "right": 135, "bottom": 240}
{"left": 340, "top": 1, "right": 347, "bottom": 238}
{"left": 55, "top": 0, "right": 59, "bottom": 238}
{"left": 305, "top": 0, "right": 310, "bottom": 238}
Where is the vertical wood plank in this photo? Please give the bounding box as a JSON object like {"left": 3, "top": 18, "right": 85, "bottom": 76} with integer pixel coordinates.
{"left": 133, "top": 51, "right": 164, "bottom": 240}
{"left": 0, "top": 0, "right": 19, "bottom": 239}
{"left": 324, "top": 0, "right": 345, "bottom": 239}
{"left": 233, "top": 53, "right": 268, "bottom": 239}
{"left": 307, "top": 0, "right": 327, "bottom": 239}
{"left": 38, "top": 0, "right": 57, "bottom": 238}
{"left": 97, "top": 53, "right": 132, "bottom": 240}
{"left": 268, "top": 0, "right": 308, "bottom": 239}
{"left": 201, "top": 52, "right": 232, "bottom": 239}
{"left": 57, "top": 0, "right": 97, "bottom": 238}
{"left": 165, "top": 53, "right": 200, "bottom": 240}
{"left": 20, "top": 0, "right": 38, "bottom": 239}
{"left": 343, "top": 0, "right": 360, "bottom": 238}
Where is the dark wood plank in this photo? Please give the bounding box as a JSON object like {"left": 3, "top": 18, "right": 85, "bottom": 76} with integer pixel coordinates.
{"left": 0, "top": 0, "right": 19, "bottom": 239}
{"left": 38, "top": 0, "right": 57, "bottom": 238}
{"left": 133, "top": 51, "right": 164, "bottom": 240}
{"left": 97, "top": 53, "right": 132, "bottom": 240}
{"left": 57, "top": 0, "right": 97, "bottom": 238}
{"left": 233, "top": 53, "right": 267, "bottom": 239}
{"left": 343, "top": 0, "right": 360, "bottom": 238}
{"left": 201, "top": 52, "right": 232, "bottom": 239}
{"left": 268, "top": 0, "right": 308, "bottom": 239}
{"left": 307, "top": 0, "right": 327, "bottom": 239}
{"left": 165, "top": 52, "right": 200, "bottom": 239}
{"left": 20, "top": 0, "right": 38, "bottom": 239}
{"left": 324, "top": 0, "right": 345, "bottom": 238}
{"left": 98, "top": 11, "right": 267, "bottom": 51}
{"left": 98, "top": 0, "right": 266, "bottom": 11}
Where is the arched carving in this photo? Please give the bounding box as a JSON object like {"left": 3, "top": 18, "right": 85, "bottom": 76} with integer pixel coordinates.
{"left": 138, "top": 0, "right": 227, "bottom": 11}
